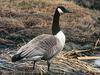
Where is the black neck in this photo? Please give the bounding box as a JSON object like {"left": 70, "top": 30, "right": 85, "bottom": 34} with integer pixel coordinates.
{"left": 52, "top": 10, "right": 60, "bottom": 35}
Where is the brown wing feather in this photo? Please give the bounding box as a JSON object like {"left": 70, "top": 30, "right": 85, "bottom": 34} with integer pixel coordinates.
{"left": 39, "top": 36, "right": 57, "bottom": 51}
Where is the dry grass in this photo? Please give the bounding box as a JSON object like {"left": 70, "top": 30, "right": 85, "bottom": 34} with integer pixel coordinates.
{"left": 0, "top": 0, "right": 99, "bottom": 47}
{"left": 53, "top": 51, "right": 100, "bottom": 73}
{"left": 0, "top": 0, "right": 100, "bottom": 46}
{"left": 0, "top": 0, "right": 64, "bottom": 13}
{"left": 0, "top": 50, "right": 100, "bottom": 75}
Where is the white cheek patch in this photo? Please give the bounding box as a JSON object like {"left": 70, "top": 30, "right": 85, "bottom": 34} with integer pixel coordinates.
{"left": 58, "top": 8, "right": 63, "bottom": 14}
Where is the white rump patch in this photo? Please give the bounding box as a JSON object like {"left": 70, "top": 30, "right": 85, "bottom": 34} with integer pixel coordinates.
{"left": 24, "top": 56, "right": 43, "bottom": 61}
{"left": 58, "top": 8, "right": 63, "bottom": 14}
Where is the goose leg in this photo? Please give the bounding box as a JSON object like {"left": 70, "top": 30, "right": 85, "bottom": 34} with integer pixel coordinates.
{"left": 33, "top": 61, "right": 36, "bottom": 70}
{"left": 47, "top": 60, "right": 50, "bottom": 71}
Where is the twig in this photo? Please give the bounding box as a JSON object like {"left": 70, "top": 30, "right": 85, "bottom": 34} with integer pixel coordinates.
{"left": 75, "top": 50, "right": 91, "bottom": 53}
{"left": 22, "top": 39, "right": 27, "bottom": 44}
{"left": 94, "top": 39, "right": 100, "bottom": 49}
{"left": 78, "top": 56, "right": 100, "bottom": 60}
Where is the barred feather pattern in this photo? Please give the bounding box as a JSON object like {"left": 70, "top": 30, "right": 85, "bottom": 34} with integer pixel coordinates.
{"left": 17, "top": 34, "right": 63, "bottom": 61}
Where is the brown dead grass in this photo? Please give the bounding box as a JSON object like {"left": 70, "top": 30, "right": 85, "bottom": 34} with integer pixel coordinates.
{"left": 0, "top": 0, "right": 100, "bottom": 45}
{"left": 53, "top": 51, "right": 100, "bottom": 73}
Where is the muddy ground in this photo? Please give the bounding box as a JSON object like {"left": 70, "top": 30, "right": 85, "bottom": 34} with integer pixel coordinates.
{"left": 0, "top": 0, "right": 100, "bottom": 75}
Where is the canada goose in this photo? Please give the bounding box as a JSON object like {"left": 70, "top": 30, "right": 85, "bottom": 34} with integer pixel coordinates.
{"left": 11, "top": 6, "right": 71, "bottom": 71}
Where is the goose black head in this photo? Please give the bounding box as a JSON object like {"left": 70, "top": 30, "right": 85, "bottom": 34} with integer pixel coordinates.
{"left": 56, "top": 6, "right": 71, "bottom": 15}
{"left": 52, "top": 6, "right": 72, "bottom": 35}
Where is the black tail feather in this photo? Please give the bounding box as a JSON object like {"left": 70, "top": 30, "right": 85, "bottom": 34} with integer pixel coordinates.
{"left": 11, "top": 53, "right": 24, "bottom": 62}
